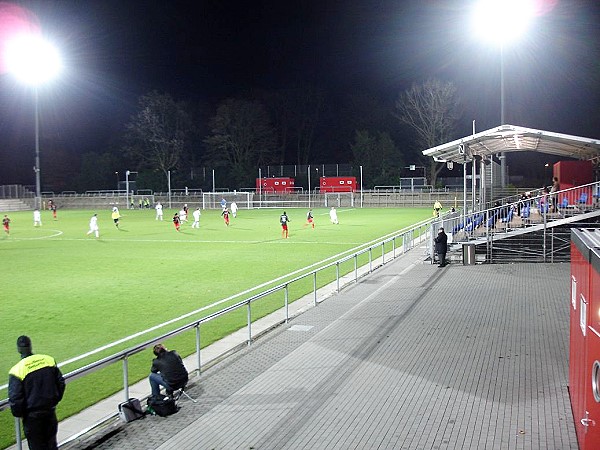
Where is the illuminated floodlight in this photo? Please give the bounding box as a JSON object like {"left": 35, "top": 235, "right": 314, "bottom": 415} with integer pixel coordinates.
{"left": 5, "top": 34, "right": 62, "bottom": 85}
{"left": 472, "top": 0, "right": 536, "bottom": 45}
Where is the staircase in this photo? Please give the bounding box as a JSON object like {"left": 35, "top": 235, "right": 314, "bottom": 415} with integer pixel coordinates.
{"left": 435, "top": 181, "right": 600, "bottom": 264}
{"left": 0, "top": 199, "right": 32, "bottom": 212}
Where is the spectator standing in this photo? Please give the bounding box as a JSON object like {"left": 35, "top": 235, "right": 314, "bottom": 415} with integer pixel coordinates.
{"left": 8, "top": 335, "right": 65, "bottom": 450}
{"left": 434, "top": 227, "right": 448, "bottom": 268}
{"left": 550, "top": 177, "right": 560, "bottom": 212}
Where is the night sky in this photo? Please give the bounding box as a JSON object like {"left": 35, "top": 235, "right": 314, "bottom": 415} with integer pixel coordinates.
{"left": 1, "top": 0, "right": 599, "bottom": 186}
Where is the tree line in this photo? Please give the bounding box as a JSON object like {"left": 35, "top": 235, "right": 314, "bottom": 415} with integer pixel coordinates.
{"left": 66, "top": 79, "right": 461, "bottom": 193}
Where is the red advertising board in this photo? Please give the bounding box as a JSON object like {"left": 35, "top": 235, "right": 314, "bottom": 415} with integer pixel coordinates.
{"left": 320, "top": 177, "right": 356, "bottom": 192}
{"left": 256, "top": 177, "right": 295, "bottom": 193}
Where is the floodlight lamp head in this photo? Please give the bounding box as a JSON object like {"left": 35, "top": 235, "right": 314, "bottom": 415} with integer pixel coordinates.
{"left": 472, "top": 0, "right": 536, "bottom": 46}
{"left": 5, "top": 34, "right": 62, "bottom": 86}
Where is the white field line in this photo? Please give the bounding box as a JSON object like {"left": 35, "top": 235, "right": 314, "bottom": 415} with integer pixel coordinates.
{"left": 0, "top": 229, "right": 63, "bottom": 240}
{"left": 56, "top": 230, "right": 410, "bottom": 368}
{"left": 3, "top": 217, "right": 428, "bottom": 372}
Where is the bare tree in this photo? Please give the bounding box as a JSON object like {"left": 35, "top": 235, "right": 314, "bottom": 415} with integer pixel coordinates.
{"left": 257, "top": 85, "right": 325, "bottom": 166}
{"left": 351, "top": 130, "right": 403, "bottom": 188}
{"left": 395, "top": 79, "right": 461, "bottom": 186}
{"left": 204, "top": 98, "right": 277, "bottom": 187}
{"left": 124, "top": 92, "right": 191, "bottom": 187}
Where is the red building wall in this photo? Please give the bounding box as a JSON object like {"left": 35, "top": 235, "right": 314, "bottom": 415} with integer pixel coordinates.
{"left": 554, "top": 160, "right": 593, "bottom": 190}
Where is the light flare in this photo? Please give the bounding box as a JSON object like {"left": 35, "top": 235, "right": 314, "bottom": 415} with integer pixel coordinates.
{"left": 5, "top": 33, "right": 62, "bottom": 85}
{"left": 472, "top": 0, "right": 536, "bottom": 45}
{"left": 0, "top": 2, "right": 40, "bottom": 74}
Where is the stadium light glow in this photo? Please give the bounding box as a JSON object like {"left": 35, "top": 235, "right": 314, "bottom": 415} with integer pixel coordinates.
{"left": 471, "top": 0, "right": 535, "bottom": 188}
{"left": 472, "top": 0, "right": 536, "bottom": 45}
{"left": 6, "top": 33, "right": 62, "bottom": 209}
{"left": 5, "top": 34, "right": 62, "bottom": 85}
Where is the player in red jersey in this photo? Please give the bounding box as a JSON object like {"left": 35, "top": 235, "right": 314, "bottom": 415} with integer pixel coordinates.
{"left": 280, "top": 211, "right": 290, "bottom": 238}
{"left": 304, "top": 209, "right": 315, "bottom": 229}
{"left": 173, "top": 212, "right": 181, "bottom": 232}
{"left": 3, "top": 215, "right": 10, "bottom": 235}
{"left": 221, "top": 207, "right": 230, "bottom": 226}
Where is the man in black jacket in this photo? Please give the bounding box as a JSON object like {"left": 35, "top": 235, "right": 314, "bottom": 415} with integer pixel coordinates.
{"left": 434, "top": 227, "right": 448, "bottom": 268}
{"left": 149, "top": 344, "right": 189, "bottom": 398}
{"left": 8, "top": 335, "right": 65, "bottom": 450}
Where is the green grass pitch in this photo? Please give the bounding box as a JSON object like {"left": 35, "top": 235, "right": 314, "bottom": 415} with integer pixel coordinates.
{"left": 0, "top": 206, "right": 431, "bottom": 447}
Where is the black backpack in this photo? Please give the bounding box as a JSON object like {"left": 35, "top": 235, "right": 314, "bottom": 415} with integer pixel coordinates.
{"left": 147, "top": 396, "right": 178, "bottom": 417}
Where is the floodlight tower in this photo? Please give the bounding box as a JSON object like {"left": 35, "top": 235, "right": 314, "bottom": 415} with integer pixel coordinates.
{"left": 5, "top": 34, "right": 62, "bottom": 209}
{"left": 472, "top": 0, "right": 535, "bottom": 188}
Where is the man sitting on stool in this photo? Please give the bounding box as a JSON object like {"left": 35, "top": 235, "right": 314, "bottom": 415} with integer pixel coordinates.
{"left": 149, "top": 344, "right": 189, "bottom": 398}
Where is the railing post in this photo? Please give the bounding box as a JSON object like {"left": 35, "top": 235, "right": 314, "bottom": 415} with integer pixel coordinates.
{"left": 313, "top": 272, "right": 317, "bottom": 306}
{"left": 195, "top": 325, "right": 201, "bottom": 374}
{"left": 123, "top": 357, "right": 129, "bottom": 401}
{"left": 369, "top": 248, "right": 372, "bottom": 273}
{"left": 381, "top": 242, "right": 385, "bottom": 265}
{"left": 247, "top": 302, "right": 252, "bottom": 345}
{"left": 543, "top": 203, "right": 547, "bottom": 263}
{"left": 15, "top": 417, "right": 22, "bottom": 450}
{"left": 336, "top": 262, "right": 340, "bottom": 292}
{"left": 284, "top": 284, "right": 289, "bottom": 322}
{"left": 354, "top": 255, "right": 358, "bottom": 282}
{"left": 393, "top": 236, "right": 396, "bottom": 259}
{"left": 551, "top": 226, "right": 554, "bottom": 263}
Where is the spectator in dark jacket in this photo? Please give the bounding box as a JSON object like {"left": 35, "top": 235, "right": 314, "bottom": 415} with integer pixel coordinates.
{"left": 434, "top": 227, "right": 448, "bottom": 268}
{"left": 149, "top": 344, "right": 189, "bottom": 398}
{"left": 8, "top": 335, "right": 65, "bottom": 450}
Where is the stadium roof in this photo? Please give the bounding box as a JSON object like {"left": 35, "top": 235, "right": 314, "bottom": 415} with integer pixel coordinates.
{"left": 422, "top": 124, "right": 600, "bottom": 164}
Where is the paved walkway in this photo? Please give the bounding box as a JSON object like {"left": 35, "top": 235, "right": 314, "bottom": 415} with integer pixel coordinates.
{"left": 12, "top": 244, "right": 579, "bottom": 449}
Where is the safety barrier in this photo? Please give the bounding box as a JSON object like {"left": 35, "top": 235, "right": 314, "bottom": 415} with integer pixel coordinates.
{"left": 0, "top": 218, "right": 434, "bottom": 448}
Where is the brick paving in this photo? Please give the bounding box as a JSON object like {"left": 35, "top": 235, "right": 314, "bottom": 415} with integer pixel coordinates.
{"left": 67, "top": 257, "right": 576, "bottom": 450}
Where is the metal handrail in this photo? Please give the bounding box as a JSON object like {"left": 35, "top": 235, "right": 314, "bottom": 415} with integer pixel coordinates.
{"left": 444, "top": 181, "right": 600, "bottom": 242}
{"left": 0, "top": 217, "right": 434, "bottom": 448}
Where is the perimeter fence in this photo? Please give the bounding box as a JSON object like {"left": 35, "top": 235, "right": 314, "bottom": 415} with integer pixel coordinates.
{"left": 0, "top": 216, "right": 435, "bottom": 449}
